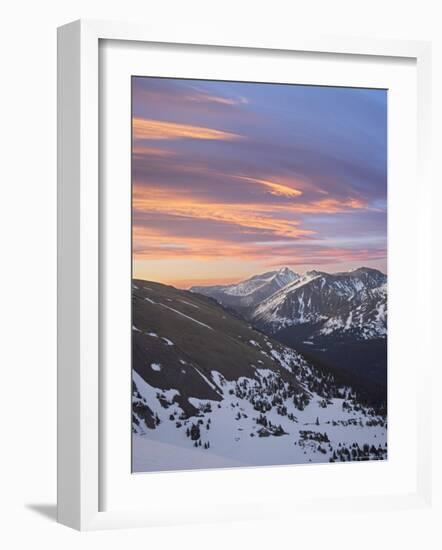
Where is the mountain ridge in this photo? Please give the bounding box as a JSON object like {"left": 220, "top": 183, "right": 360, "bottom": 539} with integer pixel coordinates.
{"left": 252, "top": 266, "right": 387, "bottom": 339}
{"left": 190, "top": 266, "right": 300, "bottom": 310}
{"left": 191, "top": 266, "right": 387, "bottom": 340}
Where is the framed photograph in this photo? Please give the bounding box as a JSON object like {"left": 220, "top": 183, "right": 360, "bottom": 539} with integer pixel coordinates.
{"left": 57, "top": 20, "right": 433, "bottom": 530}
{"left": 130, "top": 76, "right": 390, "bottom": 473}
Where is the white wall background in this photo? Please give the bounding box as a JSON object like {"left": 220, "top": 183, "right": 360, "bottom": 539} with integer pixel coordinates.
{"left": 0, "top": 0, "right": 440, "bottom": 547}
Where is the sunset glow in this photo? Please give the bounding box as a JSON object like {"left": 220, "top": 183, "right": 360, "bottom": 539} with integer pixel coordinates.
{"left": 132, "top": 78, "right": 387, "bottom": 287}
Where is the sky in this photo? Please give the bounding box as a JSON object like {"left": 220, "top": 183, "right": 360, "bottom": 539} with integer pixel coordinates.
{"left": 132, "top": 77, "right": 387, "bottom": 288}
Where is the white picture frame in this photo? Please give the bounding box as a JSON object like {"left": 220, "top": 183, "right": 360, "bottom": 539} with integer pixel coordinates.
{"left": 57, "top": 19, "right": 433, "bottom": 531}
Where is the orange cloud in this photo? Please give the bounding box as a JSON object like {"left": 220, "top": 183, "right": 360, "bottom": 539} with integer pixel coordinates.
{"left": 132, "top": 145, "right": 175, "bottom": 157}
{"left": 133, "top": 117, "right": 242, "bottom": 141}
{"left": 288, "top": 197, "right": 366, "bottom": 214}
{"left": 132, "top": 226, "right": 265, "bottom": 261}
{"left": 130, "top": 194, "right": 370, "bottom": 268}
{"left": 134, "top": 160, "right": 304, "bottom": 199}
{"left": 234, "top": 176, "right": 303, "bottom": 198}
{"left": 132, "top": 225, "right": 385, "bottom": 268}
{"left": 135, "top": 83, "right": 249, "bottom": 109}
{"left": 131, "top": 178, "right": 368, "bottom": 267}
{"left": 133, "top": 182, "right": 365, "bottom": 225}
{"left": 132, "top": 186, "right": 313, "bottom": 240}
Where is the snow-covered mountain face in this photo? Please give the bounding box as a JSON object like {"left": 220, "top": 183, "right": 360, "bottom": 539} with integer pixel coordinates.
{"left": 319, "top": 282, "right": 387, "bottom": 340}
{"left": 190, "top": 267, "right": 299, "bottom": 310}
{"left": 132, "top": 280, "right": 387, "bottom": 472}
{"left": 252, "top": 267, "right": 387, "bottom": 340}
{"left": 188, "top": 267, "right": 387, "bottom": 407}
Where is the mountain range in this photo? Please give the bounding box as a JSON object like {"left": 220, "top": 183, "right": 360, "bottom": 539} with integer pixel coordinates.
{"left": 190, "top": 267, "right": 299, "bottom": 312}
{"left": 191, "top": 267, "right": 387, "bottom": 340}
{"left": 191, "top": 267, "right": 387, "bottom": 407}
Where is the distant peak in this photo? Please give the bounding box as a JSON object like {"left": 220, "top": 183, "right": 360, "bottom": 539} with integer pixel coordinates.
{"left": 276, "top": 266, "right": 299, "bottom": 277}
{"left": 275, "top": 267, "right": 300, "bottom": 282}
{"left": 345, "top": 267, "right": 387, "bottom": 277}
{"left": 351, "top": 266, "right": 375, "bottom": 273}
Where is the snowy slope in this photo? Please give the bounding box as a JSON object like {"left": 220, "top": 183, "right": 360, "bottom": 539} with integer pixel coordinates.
{"left": 320, "top": 283, "right": 387, "bottom": 339}
{"left": 132, "top": 279, "right": 387, "bottom": 472}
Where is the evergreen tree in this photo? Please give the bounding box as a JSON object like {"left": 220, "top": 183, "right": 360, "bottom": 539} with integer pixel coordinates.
{"left": 190, "top": 423, "right": 200, "bottom": 441}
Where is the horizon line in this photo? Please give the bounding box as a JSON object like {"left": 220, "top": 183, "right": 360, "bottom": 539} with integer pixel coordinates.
{"left": 132, "top": 264, "right": 387, "bottom": 290}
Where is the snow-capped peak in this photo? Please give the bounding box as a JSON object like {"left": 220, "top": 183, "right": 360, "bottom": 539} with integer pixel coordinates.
{"left": 223, "top": 268, "right": 299, "bottom": 297}
{"left": 272, "top": 267, "right": 300, "bottom": 286}
{"left": 190, "top": 268, "right": 299, "bottom": 308}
